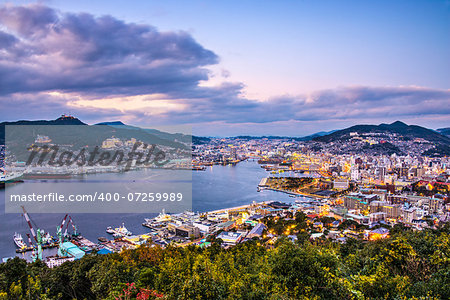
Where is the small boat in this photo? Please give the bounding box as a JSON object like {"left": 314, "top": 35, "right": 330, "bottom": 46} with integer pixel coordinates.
{"left": 98, "top": 237, "right": 108, "bottom": 243}
{"left": 115, "top": 223, "right": 132, "bottom": 236}
{"left": 107, "top": 223, "right": 132, "bottom": 237}
{"left": 13, "top": 232, "right": 26, "bottom": 249}
{"left": 192, "top": 165, "right": 206, "bottom": 171}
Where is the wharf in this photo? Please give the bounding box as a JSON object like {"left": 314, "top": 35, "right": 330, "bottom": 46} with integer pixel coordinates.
{"left": 258, "top": 177, "right": 268, "bottom": 186}
{"left": 15, "top": 242, "right": 58, "bottom": 253}
{"left": 207, "top": 200, "right": 273, "bottom": 215}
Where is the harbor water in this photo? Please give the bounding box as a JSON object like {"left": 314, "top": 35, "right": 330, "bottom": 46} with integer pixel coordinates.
{"left": 0, "top": 160, "right": 308, "bottom": 258}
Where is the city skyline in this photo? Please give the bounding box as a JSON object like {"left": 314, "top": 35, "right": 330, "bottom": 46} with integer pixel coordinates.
{"left": 0, "top": 1, "right": 449, "bottom": 136}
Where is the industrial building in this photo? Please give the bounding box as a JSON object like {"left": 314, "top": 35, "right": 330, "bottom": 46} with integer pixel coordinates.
{"left": 60, "top": 242, "right": 85, "bottom": 260}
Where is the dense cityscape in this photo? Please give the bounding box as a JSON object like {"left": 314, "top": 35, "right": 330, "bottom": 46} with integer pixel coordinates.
{"left": 1, "top": 117, "right": 449, "bottom": 299}
{"left": 1, "top": 118, "right": 450, "bottom": 251}
{"left": 0, "top": 0, "right": 449, "bottom": 299}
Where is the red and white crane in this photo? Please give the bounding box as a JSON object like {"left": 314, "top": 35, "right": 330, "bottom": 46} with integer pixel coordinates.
{"left": 21, "top": 206, "right": 37, "bottom": 243}
{"left": 63, "top": 216, "right": 78, "bottom": 237}
{"left": 26, "top": 233, "right": 33, "bottom": 247}
{"left": 57, "top": 214, "right": 69, "bottom": 235}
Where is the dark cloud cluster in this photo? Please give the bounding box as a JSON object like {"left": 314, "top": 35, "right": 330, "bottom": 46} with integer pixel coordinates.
{"left": 0, "top": 3, "right": 217, "bottom": 96}
{"left": 0, "top": 4, "right": 448, "bottom": 133}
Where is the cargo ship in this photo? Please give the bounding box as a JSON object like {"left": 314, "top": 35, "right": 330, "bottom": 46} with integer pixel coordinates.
{"left": 0, "top": 172, "right": 24, "bottom": 182}
{"left": 22, "top": 172, "right": 71, "bottom": 179}
{"left": 0, "top": 172, "right": 24, "bottom": 189}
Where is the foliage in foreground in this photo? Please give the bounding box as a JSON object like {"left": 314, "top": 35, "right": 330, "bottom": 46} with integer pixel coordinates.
{"left": 0, "top": 226, "right": 449, "bottom": 300}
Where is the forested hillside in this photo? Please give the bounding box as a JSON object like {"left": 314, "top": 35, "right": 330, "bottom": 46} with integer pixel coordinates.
{"left": 0, "top": 226, "right": 449, "bottom": 299}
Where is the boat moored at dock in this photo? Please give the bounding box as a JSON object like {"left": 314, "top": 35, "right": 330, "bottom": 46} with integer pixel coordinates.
{"left": 13, "top": 233, "right": 26, "bottom": 249}
{"left": 106, "top": 223, "right": 132, "bottom": 238}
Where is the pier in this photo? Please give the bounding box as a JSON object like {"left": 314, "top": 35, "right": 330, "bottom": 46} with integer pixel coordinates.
{"left": 15, "top": 243, "right": 58, "bottom": 253}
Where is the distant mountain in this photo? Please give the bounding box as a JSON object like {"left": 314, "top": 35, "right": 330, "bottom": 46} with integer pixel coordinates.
{"left": 0, "top": 115, "right": 86, "bottom": 143}
{"left": 234, "top": 135, "right": 302, "bottom": 141}
{"left": 313, "top": 121, "right": 450, "bottom": 145}
{"left": 311, "top": 121, "right": 450, "bottom": 157}
{"left": 422, "top": 144, "right": 450, "bottom": 157}
{"left": 1, "top": 116, "right": 188, "bottom": 150}
{"left": 192, "top": 136, "right": 211, "bottom": 145}
{"left": 1, "top": 115, "right": 86, "bottom": 126}
{"left": 437, "top": 127, "right": 450, "bottom": 137}
{"left": 225, "top": 131, "right": 337, "bottom": 141}
{"left": 96, "top": 121, "right": 126, "bottom": 126}
{"left": 95, "top": 121, "right": 193, "bottom": 144}
{"left": 297, "top": 130, "right": 338, "bottom": 141}
{"left": 95, "top": 120, "right": 211, "bottom": 144}
{"left": 361, "top": 141, "right": 404, "bottom": 156}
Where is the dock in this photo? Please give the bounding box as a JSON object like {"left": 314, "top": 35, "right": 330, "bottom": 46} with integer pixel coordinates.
{"left": 258, "top": 177, "right": 268, "bottom": 187}
{"left": 15, "top": 243, "right": 58, "bottom": 253}
{"left": 207, "top": 200, "right": 273, "bottom": 215}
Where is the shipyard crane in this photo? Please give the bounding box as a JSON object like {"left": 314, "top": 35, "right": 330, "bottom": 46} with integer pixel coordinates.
{"left": 30, "top": 229, "right": 43, "bottom": 262}
{"left": 37, "top": 229, "right": 43, "bottom": 261}
{"left": 56, "top": 214, "right": 68, "bottom": 242}
{"left": 63, "top": 216, "right": 79, "bottom": 237}
{"left": 21, "top": 206, "right": 37, "bottom": 243}
{"left": 21, "top": 206, "right": 44, "bottom": 261}
{"left": 57, "top": 229, "right": 67, "bottom": 257}
{"left": 32, "top": 230, "right": 43, "bottom": 261}
{"left": 56, "top": 214, "right": 69, "bottom": 257}
{"left": 26, "top": 233, "right": 33, "bottom": 247}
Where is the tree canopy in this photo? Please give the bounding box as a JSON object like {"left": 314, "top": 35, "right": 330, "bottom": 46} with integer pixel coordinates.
{"left": 0, "top": 226, "right": 449, "bottom": 299}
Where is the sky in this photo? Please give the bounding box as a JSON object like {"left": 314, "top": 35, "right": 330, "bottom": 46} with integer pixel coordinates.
{"left": 0, "top": 0, "right": 449, "bottom": 136}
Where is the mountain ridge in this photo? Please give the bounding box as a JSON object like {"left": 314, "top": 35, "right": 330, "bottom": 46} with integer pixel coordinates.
{"left": 313, "top": 121, "right": 450, "bottom": 145}
{"left": 437, "top": 127, "right": 450, "bottom": 137}
{"left": 0, "top": 116, "right": 189, "bottom": 149}
{"left": 1, "top": 117, "right": 448, "bottom": 148}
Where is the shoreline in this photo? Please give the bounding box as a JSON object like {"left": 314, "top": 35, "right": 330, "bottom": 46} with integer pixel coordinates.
{"left": 259, "top": 187, "right": 326, "bottom": 199}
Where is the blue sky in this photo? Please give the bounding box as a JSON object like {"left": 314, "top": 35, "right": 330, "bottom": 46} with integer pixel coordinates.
{"left": 0, "top": 0, "right": 449, "bottom": 136}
